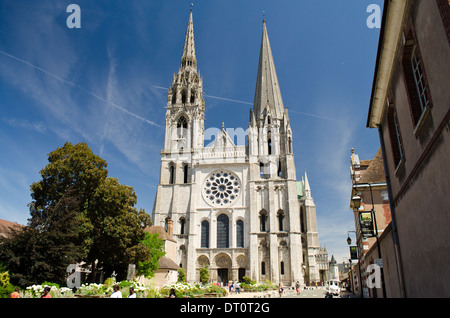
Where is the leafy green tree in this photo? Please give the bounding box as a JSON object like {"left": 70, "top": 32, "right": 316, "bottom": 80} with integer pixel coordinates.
{"left": 200, "top": 265, "right": 210, "bottom": 284}
{"left": 29, "top": 142, "right": 108, "bottom": 225}
{"left": 0, "top": 142, "right": 152, "bottom": 285}
{"left": 85, "top": 177, "right": 151, "bottom": 280}
{"left": 136, "top": 232, "right": 165, "bottom": 278}
{"left": 177, "top": 268, "right": 186, "bottom": 282}
{"left": 0, "top": 188, "right": 85, "bottom": 286}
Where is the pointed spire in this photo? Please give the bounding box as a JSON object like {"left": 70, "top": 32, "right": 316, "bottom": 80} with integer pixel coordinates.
{"left": 304, "top": 170, "right": 311, "bottom": 193}
{"left": 253, "top": 20, "right": 284, "bottom": 122}
{"left": 180, "top": 7, "right": 196, "bottom": 70}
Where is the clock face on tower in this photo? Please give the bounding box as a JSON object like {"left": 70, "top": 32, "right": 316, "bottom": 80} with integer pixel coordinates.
{"left": 202, "top": 170, "right": 241, "bottom": 207}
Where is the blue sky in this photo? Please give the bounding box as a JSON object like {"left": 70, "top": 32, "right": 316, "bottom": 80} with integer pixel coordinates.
{"left": 0, "top": 0, "right": 383, "bottom": 264}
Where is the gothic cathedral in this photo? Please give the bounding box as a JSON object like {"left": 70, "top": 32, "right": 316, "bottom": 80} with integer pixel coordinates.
{"left": 152, "top": 9, "right": 321, "bottom": 286}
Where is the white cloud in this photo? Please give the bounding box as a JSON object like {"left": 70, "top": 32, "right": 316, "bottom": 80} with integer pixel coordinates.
{"left": 2, "top": 117, "right": 47, "bottom": 134}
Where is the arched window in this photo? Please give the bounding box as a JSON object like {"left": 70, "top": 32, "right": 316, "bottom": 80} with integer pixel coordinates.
{"left": 280, "top": 261, "right": 285, "bottom": 275}
{"left": 180, "top": 217, "right": 186, "bottom": 235}
{"left": 190, "top": 90, "right": 196, "bottom": 104}
{"left": 288, "top": 137, "right": 292, "bottom": 154}
{"left": 300, "top": 207, "right": 305, "bottom": 233}
{"left": 259, "top": 162, "right": 265, "bottom": 178}
{"left": 261, "top": 262, "right": 266, "bottom": 276}
{"left": 183, "top": 164, "right": 189, "bottom": 184}
{"left": 260, "top": 210, "right": 268, "bottom": 232}
{"left": 267, "top": 131, "right": 272, "bottom": 155}
{"left": 217, "top": 214, "right": 229, "bottom": 248}
{"left": 172, "top": 91, "right": 177, "bottom": 105}
{"left": 236, "top": 220, "right": 244, "bottom": 248}
{"left": 201, "top": 220, "right": 209, "bottom": 248}
{"left": 277, "top": 210, "right": 284, "bottom": 231}
{"left": 181, "top": 90, "right": 187, "bottom": 104}
{"left": 177, "top": 116, "right": 188, "bottom": 137}
{"left": 169, "top": 164, "right": 175, "bottom": 185}
{"left": 278, "top": 160, "right": 282, "bottom": 177}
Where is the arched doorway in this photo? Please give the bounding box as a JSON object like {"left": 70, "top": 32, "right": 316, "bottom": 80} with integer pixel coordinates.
{"left": 214, "top": 253, "right": 232, "bottom": 284}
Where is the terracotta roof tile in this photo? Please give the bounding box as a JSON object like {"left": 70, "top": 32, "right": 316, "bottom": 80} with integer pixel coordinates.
{"left": 158, "top": 256, "right": 179, "bottom": 270}
{"left": 359, "top": 149, "right": 386, "bottom": 184}
{"left": 0, "top": 219, "right": 24, "bottom": 238}
{"left": 144, "top": 225, "right": 176, "bottom": 242}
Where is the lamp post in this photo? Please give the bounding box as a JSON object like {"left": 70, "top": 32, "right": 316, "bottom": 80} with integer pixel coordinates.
{"left": 346, "top": 231, "right": 363, "bottom": 298}
{"left": 342, "top": 257, "right": 352, "bottom": 295}
{"left": 352, "top": 183, "right": 386, "bottom": 298}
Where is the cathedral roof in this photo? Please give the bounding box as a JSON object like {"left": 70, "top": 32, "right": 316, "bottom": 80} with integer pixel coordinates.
{"left": 211, "top": 123, "right": 236, "bottom": 149}
{"left": 158, "top": 256, "right": 179, "bottom": 270}
{"left": 253, "top": 20, "right": 285, "bottom": 121}
{"left": 296, "top": 181, "right": 304, "bottom": 199}
{"left": 330, "top": 255, "right": 337, "bottom": 265}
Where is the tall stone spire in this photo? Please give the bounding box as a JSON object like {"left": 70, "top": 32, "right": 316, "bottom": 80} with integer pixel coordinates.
{"left": 253, "top": 20, "right": 284, "bottom": 122}
{"left": 180, "top": 7, "right": 197, "bottom": 71}
{"left": 165, "top": 7, "right": 204, "bottom": 151}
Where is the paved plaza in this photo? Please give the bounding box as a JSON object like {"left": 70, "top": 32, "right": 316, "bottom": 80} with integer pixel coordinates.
{"left": 223, "top": 287, "right": 330, "bottom": 299}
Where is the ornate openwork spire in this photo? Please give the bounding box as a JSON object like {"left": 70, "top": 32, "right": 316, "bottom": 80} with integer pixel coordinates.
{"left": 180, "top": 7, "right": 196, "bottom": 71}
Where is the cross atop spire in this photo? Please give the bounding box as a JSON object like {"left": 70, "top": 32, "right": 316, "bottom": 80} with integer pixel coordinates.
{"left": 180, "top": 7, "right": 196, "bottom": 70}
{"left": 253, "top": 20, "right": 284, "bottom": 122}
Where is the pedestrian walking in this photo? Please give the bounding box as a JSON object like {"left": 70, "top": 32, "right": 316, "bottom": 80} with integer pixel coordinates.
{"left": 278, "top": 283, "right": 284, "bottom": 297}
{"left": 229, "top": 282, "right": 234, "bottom": 294}
{"left": 235, "top": 281, "right": 240, "bottom": 294}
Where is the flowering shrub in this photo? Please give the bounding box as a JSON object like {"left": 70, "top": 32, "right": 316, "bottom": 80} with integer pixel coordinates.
{"left": 20, "top": 279, "right": 159, "bottom": 298}
{"left": 77, "top": 283, "right": 107, "bottom": 296}
{"left": 240, "top": 280, "right": 277, "bottom": 292}
{"left": 22, "top": 284, "right": 74, "bottom": 298}
{"left": 160, "top": 282, "right": 227, "bottom": 298}
{"left": 160, "top": 282, "right": 199, "bottom": 298}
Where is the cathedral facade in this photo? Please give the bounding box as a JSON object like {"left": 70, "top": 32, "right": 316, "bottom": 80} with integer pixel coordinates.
{"left": 152, "top": 9, "right": 320, "bottom": 286}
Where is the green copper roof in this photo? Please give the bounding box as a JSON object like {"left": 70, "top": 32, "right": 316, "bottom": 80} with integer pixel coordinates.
{"left": 297, "top": 181, "right": 304, "bottom": 200}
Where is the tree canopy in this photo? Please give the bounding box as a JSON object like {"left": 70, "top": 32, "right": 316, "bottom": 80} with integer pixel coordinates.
{"left": 0, "top": 142, "right": 159, "bottom": 286}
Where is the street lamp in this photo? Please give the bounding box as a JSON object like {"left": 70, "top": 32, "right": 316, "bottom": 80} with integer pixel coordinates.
{"left": 346, "top": 231, "right": 362, "bottom": 298}
{"left": 351, "top": 195, "right": 361, "bottom": 209}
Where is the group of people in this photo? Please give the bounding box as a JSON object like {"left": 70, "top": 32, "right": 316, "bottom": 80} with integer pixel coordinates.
{"left": 10, "top": 287, "right": 52, "bottom": 298}
{"left": 110, "top": 284, "right": 136, "bottom": 298}
{"left": 227, "top": 281, "right": 241, "bottom": 294}
{"left": 10, "top": 284, "right": 137, "bottom": 298}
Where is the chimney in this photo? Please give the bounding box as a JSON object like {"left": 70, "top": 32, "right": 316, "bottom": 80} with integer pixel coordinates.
{"left": 167, "top": 218, "right": 174, "bottom": 238}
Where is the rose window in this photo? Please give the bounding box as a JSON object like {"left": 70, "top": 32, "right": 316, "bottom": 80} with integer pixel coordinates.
{"left": 202, "top": 170, "right": 241, "bottom": 207}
